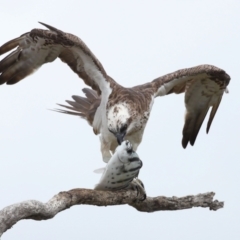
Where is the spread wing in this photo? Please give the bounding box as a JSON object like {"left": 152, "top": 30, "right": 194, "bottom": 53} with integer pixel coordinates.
{"left": 147, "top": 64, "right": 230, "bottom": 148}
{"left": 0, "top": 22, "right": 116, "bottom": 95}
{"left": 53, "top": 88, "right": 101, "bottom": 130}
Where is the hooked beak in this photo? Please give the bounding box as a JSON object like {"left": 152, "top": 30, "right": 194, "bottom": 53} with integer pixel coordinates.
{"left": 115, "top": 132, "right": 126, "bottom": 145}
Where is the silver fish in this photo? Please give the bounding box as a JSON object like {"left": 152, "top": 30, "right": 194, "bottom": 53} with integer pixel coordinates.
{"left": 94, "top": 140, "right": 143, "bottom": 191}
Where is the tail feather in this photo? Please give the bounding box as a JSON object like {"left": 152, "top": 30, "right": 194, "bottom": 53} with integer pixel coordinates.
{"left": 72, "top": 95, "right": 91, "bottom": 106}
{"left": 83, "top": 88, "right": 99, "bottom": 99}
{"left": 65, "top": 100, "right": 88, "bottom": 111}
{"left": 53, "top": 107, "right": 85, "bottom": 117}
{"left": 53, "top": 88, "right": 101, "bottom": 128}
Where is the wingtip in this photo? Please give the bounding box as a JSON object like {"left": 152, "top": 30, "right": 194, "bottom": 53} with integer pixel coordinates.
{"left": 206, "top": 125, "right": 210, "bottom": 134}
{"left": 190, "top": 138, "right": 196, "bottom": 147}
{"left": 38, "top": 21, "right": 48, "bottom": 27}
{"left": 47, "top": 108, "right": 61, "bottom": 113}
{"left": 38, "top": 22, "right": 61, "bottom": 33}
{"left": 182, "top": 136, "right": 197, "bottom": 148}
{"left": 181, "top": 139, "right": 188, "bottom": 149}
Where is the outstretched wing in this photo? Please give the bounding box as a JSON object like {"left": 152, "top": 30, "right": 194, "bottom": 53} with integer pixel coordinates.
{"left": 53, "top": 88, "right": 101, "bottom": 131}
{"left": 144, "top": 64, "right": 230, "bottom": 148}
{"left": 0, "top": 22, "right": 115, "bottom": 95}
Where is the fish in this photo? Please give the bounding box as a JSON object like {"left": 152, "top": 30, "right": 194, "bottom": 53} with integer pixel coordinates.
{"left": 94, "top": 140, "right": 143, "bottom": 191}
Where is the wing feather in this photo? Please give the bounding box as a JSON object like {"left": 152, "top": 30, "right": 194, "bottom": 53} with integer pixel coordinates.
{"left": 52, "top": 88, "right": 100, "bottom": 129}
{"left": 0, "top": 36, "right": 24, "bottom": 55}
{"left": 0, "top": 22, "right": 115, "bottom": 95}
{"left": 0, "top": 49, "right": 21, "bottom": 73}
{"left": 150, "top": 64, "right": 230, "bottom": 148}
{"left": 182, "top": 97, "right": 211, "bottom": 148}
{"left": 206, "top": 97, "right": 222, "bottom": 133}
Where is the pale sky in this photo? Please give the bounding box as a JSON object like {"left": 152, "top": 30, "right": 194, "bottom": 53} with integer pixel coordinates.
{"left": 0, "top": 1, "right": 240, "bottom": 239}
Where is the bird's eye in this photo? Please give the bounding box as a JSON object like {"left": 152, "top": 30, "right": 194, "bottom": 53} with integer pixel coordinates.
{"left": 126, "top": 141, "right": 133, "bottom": 153}
{"left": 127, "top": 148, "right": 133, "bottom": 154}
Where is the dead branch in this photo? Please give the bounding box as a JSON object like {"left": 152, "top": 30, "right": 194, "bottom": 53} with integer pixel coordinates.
{"left": 0, "top": 188, "right": 223, "bottom": 237}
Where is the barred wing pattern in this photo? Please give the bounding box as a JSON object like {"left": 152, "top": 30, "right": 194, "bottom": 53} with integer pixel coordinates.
{"left": 149, "top": 65, "right": 230, "bottom": 148}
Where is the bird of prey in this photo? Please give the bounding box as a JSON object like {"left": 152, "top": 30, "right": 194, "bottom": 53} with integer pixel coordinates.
{"left": 0, "top": 22, "right": 231, "bottom": 162}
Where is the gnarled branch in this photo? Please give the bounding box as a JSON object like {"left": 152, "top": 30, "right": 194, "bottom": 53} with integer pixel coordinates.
{"left": 0, "top": 188, "right": 223, "bottom": 237}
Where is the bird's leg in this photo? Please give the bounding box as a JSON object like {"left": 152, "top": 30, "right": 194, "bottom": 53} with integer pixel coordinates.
{"left": 127, "top": 178, "right": 146, "bottom": 202}
{"left": 99, "top": 135, "right": 112, "bottom": 163}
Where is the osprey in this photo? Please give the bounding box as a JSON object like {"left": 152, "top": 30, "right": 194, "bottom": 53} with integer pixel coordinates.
{"left": 0, "top": 22, "right": 230, "bottom": 162}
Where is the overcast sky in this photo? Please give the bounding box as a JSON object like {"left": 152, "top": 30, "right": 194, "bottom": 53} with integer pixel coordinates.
{"left": 0, "top": 1, "right": 239, "bottom": 239}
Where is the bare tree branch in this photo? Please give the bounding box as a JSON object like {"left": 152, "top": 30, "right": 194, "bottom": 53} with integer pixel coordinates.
{"left": 0, "top": 188, "right": 223, "bottom": 237}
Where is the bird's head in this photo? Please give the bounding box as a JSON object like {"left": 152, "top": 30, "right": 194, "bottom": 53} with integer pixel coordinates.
{"left": 107, "top": 103, "right": 133, "bottom": 144}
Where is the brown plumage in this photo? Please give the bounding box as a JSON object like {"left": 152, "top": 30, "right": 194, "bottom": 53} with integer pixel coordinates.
{"left": 0, "top": 22, "right": 231, "bottom": 162}
{"left": 54, "top": 88, "right": 100, "bottom": 133}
